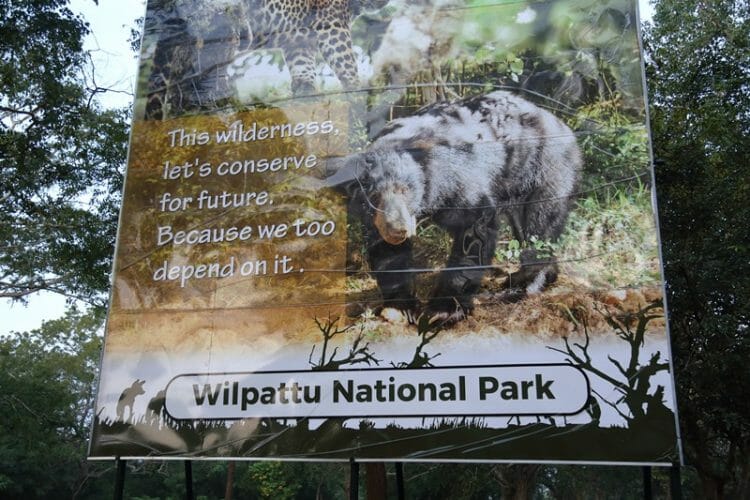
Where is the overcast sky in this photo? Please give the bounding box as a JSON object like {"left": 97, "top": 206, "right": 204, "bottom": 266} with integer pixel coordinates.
{"left": 2, "top": 0, "right": 654, "bottom": 335}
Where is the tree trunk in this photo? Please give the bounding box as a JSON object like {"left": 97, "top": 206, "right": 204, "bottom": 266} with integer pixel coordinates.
{"left": 493, "top": 464, "right": 540, "bottom": 500}
{"left": 736, "top": 448, "right": 750, "bottom": 500}
{"left": 697, "top": 473, "right": 723, "bottom": 500}
{"left": 366, "top": 462, "right": 387, "bottom": 500}
{"left": 224, "top": 461, "right": 235, "bottom": 500}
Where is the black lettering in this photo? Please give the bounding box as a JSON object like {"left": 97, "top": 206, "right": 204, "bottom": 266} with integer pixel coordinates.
{"left": 241, "top": 387, "right": 259, "bottom": 410}
{"left": 479, "top": 376, "right": 498, "bottom": 400}
{"left": 193, "top": 383, "right": 222, "bottom": 405}
{"left": 356, "top": 384, "right": 373, "bottom": 402}
{"left": 419, "top": 382, "right": 438, "bottom": 401}
{"left": 535, "top": 374, "right": 555, "bottom": 399}
{"left": 303, "top": 385, "right": 321, "bottom": 403}
{"left": 333, "top": 380, "right": 353, "bottom": 402}
{"left": 522, "top": 380, "right": 534, "bottom": 399}
{"left": 501, "top": 381, "right": 519, "bottom": 400}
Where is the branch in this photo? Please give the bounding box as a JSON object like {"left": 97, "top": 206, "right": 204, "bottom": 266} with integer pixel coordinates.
{"left": 548, "top": 331, "right": 630, "bottom": 395}
{"left": 0, "top": 104, "right": 40, "bottom": 118}
{"left": 309, "top": 317, "right": 380, "bottom": 370}
{"left": 0, "top": 104, "right": 41, "bottom": 130}
{"left": 0, "top": 276, "right": 67, "bottom": 298}
{"left": 393, "top": 315, "right": 444, "bottom": 368}
{"left": 607, "top": 354, "right": 629, "bottom": 379}
{"left": 592, "top": 388, "right": 632, "bottom": 422}
{"left": 82, "top": 52, "right": 135, "bottom": 109}
{"left": 0, "top": 277, "right": 102, "bottom": 307}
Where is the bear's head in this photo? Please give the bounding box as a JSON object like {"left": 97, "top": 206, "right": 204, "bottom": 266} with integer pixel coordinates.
{"left": 362, "top": 149, "right": 425, "bottom": 245}
{"left": 326, "top": 149, "right": 425, "bottom": 245}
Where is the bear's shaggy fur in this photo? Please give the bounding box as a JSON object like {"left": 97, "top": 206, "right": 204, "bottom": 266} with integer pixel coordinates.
{"left": 336, "top": 91, "right": 582, "bottom": 324}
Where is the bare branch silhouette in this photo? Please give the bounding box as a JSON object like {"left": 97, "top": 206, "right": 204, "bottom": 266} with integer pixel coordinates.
{"left": 309, "top": 315, "right": 380, "bottom": 370}
{"left": 549, "top": 300, "right": 670, "bottom": 424}
{"left": 393, "top": 314, "right": 444, "bottom": 368}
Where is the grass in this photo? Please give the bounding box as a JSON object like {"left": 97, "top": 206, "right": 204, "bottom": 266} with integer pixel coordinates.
{"left": 557, "top": 183, "right": 662, "bottom": 290}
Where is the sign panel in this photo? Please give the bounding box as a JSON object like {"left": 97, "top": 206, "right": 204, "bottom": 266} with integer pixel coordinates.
{"left": 90, "top": 0, "right": 680, "bottom": 464}
{"left": 166, "top": 365, "right": 590, "bottom": 419}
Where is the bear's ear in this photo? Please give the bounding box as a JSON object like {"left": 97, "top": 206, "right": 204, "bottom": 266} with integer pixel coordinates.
{"left": 322, "top": 154, "right": 345, "bottom": 177}
{"left": 323, "top": 153, "right": 360, "bottom": 194}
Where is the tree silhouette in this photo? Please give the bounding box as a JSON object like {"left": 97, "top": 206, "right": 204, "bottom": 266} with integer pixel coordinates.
{"left": 308, "top": 315, "right": 380, "bottom": 371}
{"left": 393, "top": 314, "right": 443, "bottom": 368}
{"left": 549, "top": 301, "right": 671, "bottom": 425}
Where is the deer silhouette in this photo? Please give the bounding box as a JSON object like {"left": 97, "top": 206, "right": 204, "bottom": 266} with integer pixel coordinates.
{"left": 116, "top": 379, "right": 145, "bottom": 422}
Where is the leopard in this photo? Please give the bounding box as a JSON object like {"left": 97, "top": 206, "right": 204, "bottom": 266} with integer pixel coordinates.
{"left": 143, "top": 0, "right": 389, "bottom": 119}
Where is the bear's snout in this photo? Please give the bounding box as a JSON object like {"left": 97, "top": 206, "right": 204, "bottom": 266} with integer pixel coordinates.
{"left": 373, "top": 191, "right": 416, "bottom": 245}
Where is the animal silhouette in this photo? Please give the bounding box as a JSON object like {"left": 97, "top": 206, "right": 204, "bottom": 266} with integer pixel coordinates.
{"left": 146, "top": 389, "right": 169, "bottom": 425}
{"left": 116, "top": 379, "right": 146, "bottom": 422}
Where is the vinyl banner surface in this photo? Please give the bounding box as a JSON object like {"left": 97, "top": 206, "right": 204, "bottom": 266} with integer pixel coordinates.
{"left": 90, "top": 0, "right": 680, "bottom": 464}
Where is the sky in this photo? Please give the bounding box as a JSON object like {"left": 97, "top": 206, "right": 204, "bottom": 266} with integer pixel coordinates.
{"left": 1, "top": 0, "right": 655, "bottom": 335}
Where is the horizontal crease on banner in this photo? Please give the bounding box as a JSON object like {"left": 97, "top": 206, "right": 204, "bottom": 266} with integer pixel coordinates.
{"left": 118, "top": 170, "right": 652, "bottom": 272}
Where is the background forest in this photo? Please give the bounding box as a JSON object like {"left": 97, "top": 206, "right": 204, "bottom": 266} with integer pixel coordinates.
{"left": 1, "top": 0, "right": 748, "bottom": 499}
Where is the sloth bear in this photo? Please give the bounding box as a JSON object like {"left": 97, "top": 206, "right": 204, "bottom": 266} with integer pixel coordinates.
{"left": 330, "top": 91, "right": 582, "bottom": 324}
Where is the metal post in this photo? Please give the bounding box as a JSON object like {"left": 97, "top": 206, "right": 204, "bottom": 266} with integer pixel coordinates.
{"left": 395, "top": 462, "right": 405, "bottom": 500}
{"left": 642, "top": 466, "right": 653, "bottom": 500}
{"left": 113, "top": 458, "right": 126, "bottom": 500}
{"left": 185, "top": 460, "right": 194, "bottom": 500}
{"left": 670, "top": 463, "right": 683, "bottom": 500}
{"left": 349, "top": 458, "right": 359, "bottom": 500}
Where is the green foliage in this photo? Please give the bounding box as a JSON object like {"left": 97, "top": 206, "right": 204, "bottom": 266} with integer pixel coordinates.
{"left": 538, "top": 465, "right": 648, "bottom": 499}
{"left": 234, "top": 461, "right": 346, "bottom": 500}
{"left": 402, "top": 463, "right": 499, "bottom": 499}
{"left": 496, "top": 236, "right": 558, "bottom": 264}
{"left": 0, "top": 0, "right": 130, "bottom": 304}
{"left": 569, "top": 97, "right": 651, "bottom": 190}
{"left": 375, "top": 0, "right": 644, "bottom": 110}
{"left": 645, "top": 0, "right": 750, "bottom": 498}
{"left": 559, "top": 183, "right": 660, "bottom": 288}
{"left": 241, "top": 462, "right": 301, "bottom": 500}
{"left": 0, "top": 306, "right": 105, "bottom": 498}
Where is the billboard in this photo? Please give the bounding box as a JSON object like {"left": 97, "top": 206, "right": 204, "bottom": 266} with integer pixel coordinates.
{"left": 90, "top": 0, "right": 681, "bottom": 464}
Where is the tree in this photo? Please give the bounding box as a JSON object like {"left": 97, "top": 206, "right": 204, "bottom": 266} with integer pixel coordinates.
{"left": 645, "top": 0, "right": 750, "bottom": 497}
{"left": 537, "top": 465, "right": 645, "bottom": 500}
{"left": 0, "top": 307, "right": 106, "bottom": 498}
{"left": 0, "top": 0, "right": 129, "bottom": 305}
